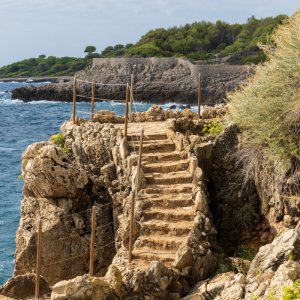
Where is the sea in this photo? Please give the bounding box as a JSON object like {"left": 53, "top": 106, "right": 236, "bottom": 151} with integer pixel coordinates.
{"left": 0, "top": 81, "right": 198, "bottom": 285}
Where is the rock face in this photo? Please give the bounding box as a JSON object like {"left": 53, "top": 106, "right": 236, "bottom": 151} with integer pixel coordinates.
{"left": 0, "top": 274, "right": 50, "bottom": 299}
{"left": 14, "top": 121, "right": 128, "bottom": 285}
{"left": 12, "top": 57, "right": 251, "bottom": 104}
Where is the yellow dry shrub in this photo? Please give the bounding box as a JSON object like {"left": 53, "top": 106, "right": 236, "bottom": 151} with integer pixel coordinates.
{"left": 225, "top": 9, "right": 300, "bottom": 163}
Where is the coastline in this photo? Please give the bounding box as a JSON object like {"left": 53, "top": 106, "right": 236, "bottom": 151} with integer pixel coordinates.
{"left": 0, "top": 76, "right": 72, "bottom": 83}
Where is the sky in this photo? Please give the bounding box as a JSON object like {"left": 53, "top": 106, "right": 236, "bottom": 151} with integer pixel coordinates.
{"left": 0, "top": 0, "right": 299, "bottom": 67}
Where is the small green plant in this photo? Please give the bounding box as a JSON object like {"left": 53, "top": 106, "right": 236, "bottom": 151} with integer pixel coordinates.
{"left": 251, "top": 295, "right": 259, "bottom": 300}
{"left": 289, "top": 249, "right": 296, "bottom": 260}
{"left": 215, "top": 254, "right": 233, "bottom": 275}
{"left": 50, "top": 132, "right": 69, "bottom": 152}
{"left": 280, "top": 279, "right": 300, "bottom": 300}
{"left": 18, "top": 175, "right": 22, "bottom": 179}
{"left": 237, "top": 245, "right": 257, "bottom": 261}
{"left": 202, "top": 120, "right": 224, "bottom": 137}
{"left": 237, "top": 203, "right": 259, "bottom": 230}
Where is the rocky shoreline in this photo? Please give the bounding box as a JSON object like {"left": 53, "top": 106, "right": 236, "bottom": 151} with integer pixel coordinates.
{"left": 0, "top": 103, "right": 299, "bottom": 299}
{"left": 10, "top": 57, "right": 252, "bottom": 104}
{"left": 0, "top": 76, "right": 72, "bottom": 83}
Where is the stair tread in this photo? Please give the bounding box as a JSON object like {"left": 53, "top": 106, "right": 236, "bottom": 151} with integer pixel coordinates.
{"left": 145, "top": 171, "right": 192, "bottom": 178}
{"left": 142, "top": 219, "right": 193, "bottom": 228}
{"left": 144, "top": 206, "right": 194, "bottom": 214}
{"left": 142, "top": 160, "right": 189, "bottom": 167}
{"left": 138, "top": 235, "right": 186, "bottom": 242}
{"left": 145, "top": 183, "right": 194, "bottom": 189}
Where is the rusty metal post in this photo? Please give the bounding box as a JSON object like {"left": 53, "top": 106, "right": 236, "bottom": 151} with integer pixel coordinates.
{"left": 125, "top": 84, "right": 129, "bottom": 138}
{"left": 91, "top": 79, "right": 95, "bottom": 121}
{"left": 128, "top": 190, "right": 135, "bottom": 263}
{"left": 89, "top": 206, "right": 96, "bottom": 276}
{"left": 198, "top": 73, "right": 201, "bottom": 119}
{"left": 35, "top": 219, "right": 42, "bottom": 300}
{"left": 130, "top": 74, "right": 134, "bottom": 122}
{"left": 73, "top": 77, "right": 77, "bottom": 123}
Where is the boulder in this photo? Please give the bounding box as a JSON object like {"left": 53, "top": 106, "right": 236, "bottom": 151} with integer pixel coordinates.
{"left": 164, "top": 109, "right": 176, "bottom": 120}
{"left": 121, "top": 221, "right": 140, "bottom": 250}
{"left": 200, "top": 107, "right": 209, "bottom": 119}
{"left": 247, "top": 228, "right": 300, "bottom": 279}
{"left": 106, "top": 266, "right": 127, "bottom": 298}
{"left": 146, "top": 261, "right": 172, "bottom": 291}
{"left": 89, "top": 277, "right": 116, "bottom": 300}
{"left": 195, "top": 190, "right": 209, "bottom": 215}
{"left": 220, "top": 273, "right": 245, "bottom": 300}
{"left": 0, "top": 274, "right": 50, "bottom": 299}
{"left": 194, "top": 142, "right": 213, "bottom": 178}
{"left": 51, "top": 275, "right": 92, "bottom": 300}
{"left": 145, "top": 104, "right": 163, "bottom": 121}
{"left": 189, "top": 249, "right": 212, "bottom": 285}
{"left": 119, "top": 137, "right": 129, "bottom": 159}
{"left": 165, "top": 119, "right": 176, "bottom": 131}
{"left": 94, "top": 110, "right": 116, "bottom": 123}
{"left": 173, "top": 245, "right": 193, "bottom": 270}
{"left": 116, "top": 115, "right": 125, "bottom": 123}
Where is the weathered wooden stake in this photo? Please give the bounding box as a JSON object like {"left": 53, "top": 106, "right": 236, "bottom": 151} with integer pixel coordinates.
{"left": 73, "top": 77, "right": 77, "bottom": 123}
{"left": 125, "top": 84, "right": 129, "bottom": 138}
{"left": 198, "top": 73, "right": 201, "bottom": 119}
{"left": 135, "top": 128, "right": 144, "bottom": 193}
{"left": 35, "top": 219, "right": 42, "bottom": 300}
{"left": 128, "top": 190, "right": 135, "bottom": 263}
{"left": 89, "top": 206, "right": 97, "bottom": 277}
{"left": 91, "top": 79, "right": 95, "bottom": 121}
{"left": 129, "top": 74, "right": 134, "bottom": 122}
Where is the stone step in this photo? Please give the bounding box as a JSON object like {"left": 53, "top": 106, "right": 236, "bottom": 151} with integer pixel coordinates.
{"left": 128, "top": 140, "right": 175, "bottom": 154}
{"left": 145, "top": 183, "right": 194, "bottom": 194}
{"left": 142, "top": 206, "right": 195, "bottom": 222}
{"left": 145, "top": 171, "right": 193, "bottom": 185}
{"left": 131, "top": 249, "right": 176, "bottom": 268}
{"left": 142, "top": 160, "right": 190, "bottom": 173}
{"left": 141, "top": 220, "right": 193, "bottom": 237}
{"left": 136, "top": 235, "right": 185, "bottom": 251}
{"left": 130, "top": 151, "right": 186, "bottom": 163}
{"left": 138, "top": 195, "right": 194, "bottom": 209}
{"left": 127, "top": 134, "right": 168, "bottom": 142}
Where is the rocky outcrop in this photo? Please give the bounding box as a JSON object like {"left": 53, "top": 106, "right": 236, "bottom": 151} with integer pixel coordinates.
{"left": 11, "top": 57, "right": 252, "bottom": 104}
{"left": 0, "top": 274, "right": 51, "bottom": 299}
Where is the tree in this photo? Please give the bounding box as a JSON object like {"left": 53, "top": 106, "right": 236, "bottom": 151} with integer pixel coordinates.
{"left": 101, "top": 46, "right": 114, "bottom": 56}
{"left": 125, "top": 43, "right": 133, "bottom": 49}
{"left": 114, "top": 44, "right": 124, "bottom": 50}
{"left": 39, "top": 55, "right": 46, "bottom": 59}
{"left": 84, "top": 46, "right": 96, "bottom": 54}
{"left": 46, "top": 56, "right": 57, "bottom": 67}
{"left": 37, "top": 62, "right": 47, "bottom": 72}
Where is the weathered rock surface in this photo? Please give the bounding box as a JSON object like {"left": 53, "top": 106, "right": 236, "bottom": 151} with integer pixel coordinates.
{"left": 0, "top": 274, "right": 50, "bottom": 299}
{"left": 11, "top": 57, "right": 251, "bottom": 104}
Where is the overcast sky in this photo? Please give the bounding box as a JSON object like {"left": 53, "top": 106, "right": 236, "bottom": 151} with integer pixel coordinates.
{"left": 0, "top": 0, "right": 298, "bottom": 67}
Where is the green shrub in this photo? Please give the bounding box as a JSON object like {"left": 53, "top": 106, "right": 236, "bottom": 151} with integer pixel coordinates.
{"left": 216, "top": 43, "right": 227, "bottom": 50}
{"left": 237, "top": 203, "right": 258, "bottom": 230}
{"left": 202, "top": 120, "right": 224, "bottom": 136}
{"left": 50, "top": 132, "right": 69, "bottom": 152}
{"left": 226, "top": 10, "right": 300, "bottom": 164}
{"left": 242, "top": 55, "right": 267, "bottom": 64}
{"left": 237, "top": 245, "right": 257, "bottom": 261}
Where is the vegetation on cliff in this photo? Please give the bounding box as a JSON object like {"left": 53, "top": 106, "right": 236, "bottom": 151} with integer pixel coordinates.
{"left": 226, "top": 10, "right": 300, "bottom": 165}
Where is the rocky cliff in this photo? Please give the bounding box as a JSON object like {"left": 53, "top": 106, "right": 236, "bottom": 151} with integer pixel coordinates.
{"left": 1, "top": 104, "right": 300, "bottom": 300}
{"left": 11, "top": 57, "right": 252, "bottom": 104}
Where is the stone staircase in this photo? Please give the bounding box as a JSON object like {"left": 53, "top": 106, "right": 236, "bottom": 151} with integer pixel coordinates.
{"left": 127, "top": 132, "right": 195, "bottom": 269}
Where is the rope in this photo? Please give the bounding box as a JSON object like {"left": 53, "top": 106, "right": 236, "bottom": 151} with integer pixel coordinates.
{"left": 76, "top": 94, "right": 125, "bottom": 102}
{"left": 0, "top": 248, "right": 16, "bottom": 253}
{"left": 0, "top": 266, "right": 36, "bottom": 275}
{"left": 76, "top": 79, "right": 127, "bottom": 86}
{"left": 41, "top": 241, "right": 115, "bottom": 267}
{"left": 0, "top": 225, "right": 19, "bottom": 230}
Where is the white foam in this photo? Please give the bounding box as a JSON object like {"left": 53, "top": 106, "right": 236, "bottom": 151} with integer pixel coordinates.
{"left": 0, "top": 99, "right": 23, "bottom": 105}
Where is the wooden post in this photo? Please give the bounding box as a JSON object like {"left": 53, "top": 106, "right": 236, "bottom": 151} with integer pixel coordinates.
{"left": 73, "top": 77, "right": 77, "bottom": 123}
{"left": 124, "top": 84, "right": 129, "bottom": 138}
{"left": 198, "top": 73, "right": 201, "bottom": 119}
{"left": 89, "top": 206, "right": 96, "bottom": 277}
{"left": 129, "top": 74, "right": 134, "bottom": 122}
{"left": 91, "top": 79, "right": 95, "bottom": 121}
{"left": 128, "top": 190, "right": 135, "bottom": 263}
{"left": 135, "top": 128, "right": 144, "bottom": 196}
{"left": 35, "top": 219, "right": 42, "bottom": 300}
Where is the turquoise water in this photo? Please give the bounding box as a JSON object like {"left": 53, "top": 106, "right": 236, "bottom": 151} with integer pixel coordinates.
{"left": 0, "top": 81, "right": 198, "bottom": 285}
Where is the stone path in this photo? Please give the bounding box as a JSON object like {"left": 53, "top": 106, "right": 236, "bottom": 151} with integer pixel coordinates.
{"left": 116, "top": 122, "right": 194, "bottom": 269}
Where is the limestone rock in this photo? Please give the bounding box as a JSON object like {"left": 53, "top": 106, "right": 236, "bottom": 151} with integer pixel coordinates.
{"left": 121, "top": 221, "right": 140, "bottom": 250}
{"left": 145, "top": 104, "right": 164, "bottom": 121}
{"left": 0, "top": 274, "right": 50, "bottom": 299}
{"left": 116, "top": 115, "right": 125, "bottom": 123}
{"left": 164, "top": 110, "right": 176, "bottom": 120}
{"left": 0, "top": 296, "right": 15, "bottom": 300}
{"left": 220, "top": 273, "right": 245, "bottom": 300}
{"left": 51, "top": 275, "right": 92, "bottom": 300}
{"left": 194, "top": 142, "right": 213, "bottom": 178}
{"left": 106, "top": 266, "right": 127, "bottom": 298}
{"left": 247, "top": 228, "right": 300, "bottom": 279}
{"left": 173, "top": 245, "right": 193, "bottom": 270}
{"left": 200, "top": 107, "right": 209, "bottom": 119}
{"left": 195, "top": 190, "right": 209, "bottom": 215}
{"left": 146, "top": 261, "right": 172, "bottom": 291}
{"left": 89, "top": 277, "right": 116, "bottom": 300}
{"left": 165, "top": 119, "right": 176, "bottom": 131}
{"left": 119, "top": 137, "right": 129, "bottom": 159}
{"left": 94, "top": 110, "right": 116, "bottom": 123}
{"left": 189, "top": 249, "right": 212, "bottom": 285}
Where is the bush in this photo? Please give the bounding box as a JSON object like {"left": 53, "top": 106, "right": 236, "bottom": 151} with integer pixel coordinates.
{"left": 216, "top": 43, "right": 227, "bottom": 50}
{"left": 242, "top": 55, "right": 267, "bottom": 64}
{"left": 237, "top": 203, "right": 258, "bottom": 230}
{"left": 50, "top": 132, "right": 69, "bottom": 152}
{"left": 39, "top": 55, "right": 46, "bottom": 59}
{"left": 202, "top": 120, "right": 224, "bottom": 136}
{"left": 226, "top": 10, "right": 300, "bottom": 163}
